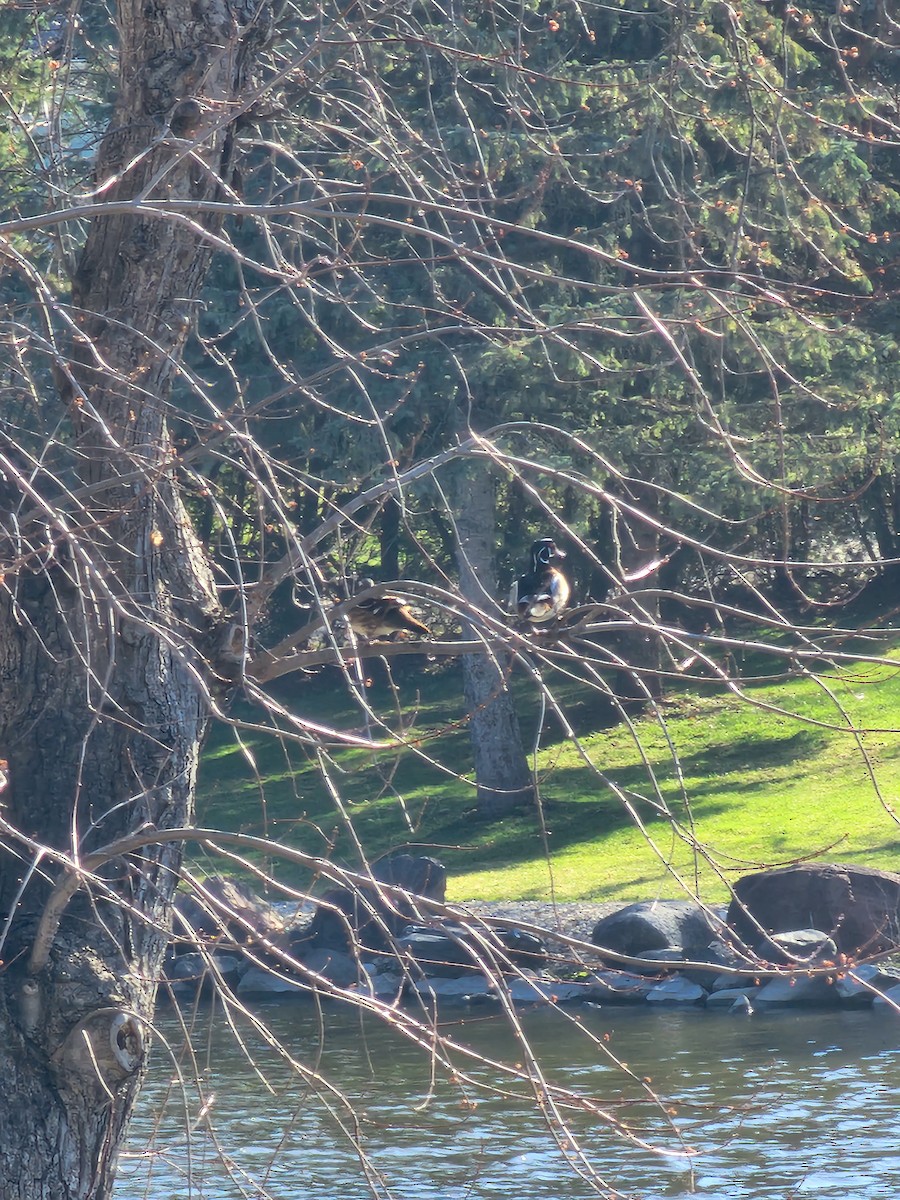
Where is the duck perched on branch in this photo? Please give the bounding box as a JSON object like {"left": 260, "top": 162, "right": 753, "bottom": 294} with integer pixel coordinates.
{"left": 344, "top": 580, "right": 431, "bottom": 642}
{"left": 509, "top": 539, "right": 570, "bottom": 626}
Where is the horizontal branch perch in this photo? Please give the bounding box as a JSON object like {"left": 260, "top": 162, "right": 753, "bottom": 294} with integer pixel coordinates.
{"left": 250, "top": 637, "right": 487, "bottom": 681}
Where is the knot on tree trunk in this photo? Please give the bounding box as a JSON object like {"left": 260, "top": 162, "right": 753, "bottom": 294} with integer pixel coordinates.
{"left": 53, "top": 1008, "right": 146, "bottom": 1094}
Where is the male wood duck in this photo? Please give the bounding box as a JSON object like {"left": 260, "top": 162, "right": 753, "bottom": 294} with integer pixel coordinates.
{"left": 344, "top": 580, "right": 431, "bottom": 642}
{"left": 509, "top": 538, "right": 570, "bottom": 625}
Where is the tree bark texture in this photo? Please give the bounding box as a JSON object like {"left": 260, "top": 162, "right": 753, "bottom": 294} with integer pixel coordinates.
{"left": 450, "top": 462, "right": 535, "bottom": 819}
{"left": 0, "top": 1, "right": 270, "bottom": 1194}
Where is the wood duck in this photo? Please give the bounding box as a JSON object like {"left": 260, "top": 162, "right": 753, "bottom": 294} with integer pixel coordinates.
{"left": 509, "top": 538, "right": 570, "bottom": 625}
{"left": 344, "top": 580, "right": 431, "bottom": 642}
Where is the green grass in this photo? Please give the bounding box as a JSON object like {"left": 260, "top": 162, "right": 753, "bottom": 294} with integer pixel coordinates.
{"left": 196, "top": 652, "right": 900, "bottom": 905}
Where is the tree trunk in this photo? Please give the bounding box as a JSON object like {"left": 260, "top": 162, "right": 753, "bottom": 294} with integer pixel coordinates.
{"left": 450, "top": 463, "right": 534, "bottom": 819}
{"left": 380, "top": 494, "right": 402, "bottom": 580}
{"left": 0, "top": 1, "right": 269, "bottom": 1194}
{"left": 610, "top": 486, "right": 664, "bottom": 707}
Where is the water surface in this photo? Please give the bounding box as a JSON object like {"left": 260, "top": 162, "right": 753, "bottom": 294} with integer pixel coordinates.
{"left": 121, "top": 1000, "right": 900, "bottom": 1199}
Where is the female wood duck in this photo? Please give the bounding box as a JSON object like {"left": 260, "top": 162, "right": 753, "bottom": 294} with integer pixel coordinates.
{"left": 509, "top": 538, "right": 570, "bottom": 625}
{"left": 345, "top": 580, "right": 431, "bottom": 642}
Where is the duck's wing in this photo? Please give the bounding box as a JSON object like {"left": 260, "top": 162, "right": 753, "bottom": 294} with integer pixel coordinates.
{"left": 547, "top": 570, "right": 570, "bottom": 612}
{"left": 388, "top": 602, "right": 431, "bottom": 637}
{"left": 518, "top": 570, "right": 570, "bottom": 623}
{"left": 358, "top": 596, "right": 431, "bottom": 637}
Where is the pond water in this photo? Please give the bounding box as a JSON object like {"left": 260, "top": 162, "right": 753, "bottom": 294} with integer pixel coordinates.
{"left": 120, "top": 999, "right": 900, "bottom": 1200}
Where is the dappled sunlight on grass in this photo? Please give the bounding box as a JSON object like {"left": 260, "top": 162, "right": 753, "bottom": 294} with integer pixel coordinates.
{"left": 196, "top": 654, "right": 900, "bottom": 903}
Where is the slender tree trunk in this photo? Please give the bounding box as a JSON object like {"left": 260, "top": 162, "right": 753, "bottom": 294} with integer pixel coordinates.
{"left": 0, "top": 2, "right": 270, "bottom": 1194}
{"left": 610, "top": 486, "right": 663, "bottom": 706}
{"left": 450, "top": 463, "right": 534, "bottom": 819}
{"left": 380, "top": 494, "right": 402, "bottom": 579}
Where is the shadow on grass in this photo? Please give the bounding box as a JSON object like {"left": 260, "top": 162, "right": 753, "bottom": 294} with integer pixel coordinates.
{"left": 195, "top": 667, "right": 832, "bottom": 889}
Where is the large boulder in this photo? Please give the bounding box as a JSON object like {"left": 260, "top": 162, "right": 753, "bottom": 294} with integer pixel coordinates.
{"left": 374, "top": 853, "right": 447, "bottom": 899}
{"left": 590, "top": 900, "right": 724, "bottom": 961}
{"left": 726, "top": 864, "right": 900, "bottom": 959}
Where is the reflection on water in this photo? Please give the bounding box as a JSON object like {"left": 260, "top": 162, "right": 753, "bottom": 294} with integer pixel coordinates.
{"left": 121, "top": 1000, "right": 900, "bottom": 1200}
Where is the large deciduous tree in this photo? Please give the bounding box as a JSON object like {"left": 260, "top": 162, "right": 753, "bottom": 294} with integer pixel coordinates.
{"left": 0, "top": 0, "right": 272, "bottom": 1193}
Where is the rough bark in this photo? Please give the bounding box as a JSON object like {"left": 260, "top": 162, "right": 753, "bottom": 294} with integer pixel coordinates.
{"left": 450, "top": 462, "right": 534, "bottom": 819}
{"left": 0, "top": 1, "right": 270, "bottom": 1194}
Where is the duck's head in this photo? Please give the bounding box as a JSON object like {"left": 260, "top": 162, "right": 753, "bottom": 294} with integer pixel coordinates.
{"left": 530, "top": 538, "right": 566, "bottom": 567}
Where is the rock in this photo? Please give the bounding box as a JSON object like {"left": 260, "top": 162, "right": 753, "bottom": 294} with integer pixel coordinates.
{"left": 489, "top": 926, "right": 548, "bottom": 968}
{"left": 591, "top": 901, "right": 724, "bottom": 962}
{"left": 300, "top": 854, "right": 447, "bottom": 953}
{"left": 166, "top": 952, "right": 244, "bottom": 987}
{"left": 835, "top": 964, "right": 900, "bottom": 1006}
{"left": 237, "top": 967, "right": 306, "bottom": 996}
{"left": 504, "top": 976, "right": 589, "bottom": 1004}
{"left": 374, "top": 853, "right": 447, "bottom": 900}
{"left": 581, "top": 969, "right": 656, "bottom": 1004}
{"left": 235, "top": 949, "right": 360, "bottom": 996}
{"left": 727, "top": 863, "right": 900, "bottom": 959}
{"left": 625, "top": 947, "right": 688, "bottom": 976}
{"left": 872, "top": 983, "right": 900, "bottom": 1009}
{"left": 705, "top": 987, "right": 759, "bottom": 1010}
{"left": 396, "top": 929, "right": 482, "bottom": 976}
{"left": 756, "top": 929, "right": 837, "bottom": 967}
{"left": 645, "top": 976, "right": 707, "bottom": 1005}
{"left": 396, "top": 923, "right": 547, "bottom": 976}
{"left": 355, "top": 971, "right": 405, "bottom": 1002}
{"left": 174, "top": 876, "right": 286, "bottom": 952}
{"left": 753, "top": 974, "right": 838, "bottom": 1007}
{"left": 728, "top": 994, "right": 754, "bottom": 1015}
{"left": 413, "top": 975, "right": 494, "bottom": 1000}
{"left": 297, "top": 947, "right": 360, "bottom": 988}
{"left": 681, "top": 941, "right": 754, "bottom": 990}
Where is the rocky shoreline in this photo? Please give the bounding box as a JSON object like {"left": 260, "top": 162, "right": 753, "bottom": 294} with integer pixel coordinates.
{"left": 166, "top": 864, "right": 900, "bottom": 1014}
{"left": 459, "top": 899, "right": 624, "bottom": 954}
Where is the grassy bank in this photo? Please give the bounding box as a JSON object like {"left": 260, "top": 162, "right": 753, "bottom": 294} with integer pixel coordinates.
{"left": 197, "top": 652, "right": 900, "bottom": 904}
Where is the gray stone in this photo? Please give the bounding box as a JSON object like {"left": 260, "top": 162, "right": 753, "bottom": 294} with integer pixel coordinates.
{"left": 837, "top": 965, "right": 900, "bottom": 1006}
{"left": 167, "top": 952, "right": 244, "bottom": 987}
{"left": 756, "top": 929, "right": 837, "bottom": 966}
{"left": 396, "top": 929, "right": 481, "bottom": 976}
{"left": 581, "top": 969, "right": 656, "bottom": 1004}
{"left": 728, "top": 994, "right": 754, "bottom": 1015}
{"left": 413, "top": 975, "right": 494, "bottom": 1000}
{"left": 298, "top": 947, "right": 360, "bottom": 988}
{"left": 394, "top": 923, "right": 547, "bottom": 976}
{"left": 504, "top": 976, "right": 590, "bottom": 1004}
{"left": 681, "top": 941, "right": 753, "bottom": 990}
{"left": 235, "top": 951, "right": 360, "bottom": 996}
{"left": 704, "top": 987, "right": 759, "bottom": 1009}
{"left": 591, "top": 900, "right": 725, "bottom": 962}
{"left": 355, "top": 971, "right": 405, "bottom": 1001}
{"left": 645, "top": 976, "right": 707, "bottom": 1005}
{"left": 627, "top": 947, "right": 687, "bottom": 975}
{"left": 237, "top": 967, "right": 306, "bottom": 996}
{"left": 681, "top": 941, "right": 756, "bottom": 992}
{"left": 872, "top": 983, "right": 900, "bottom": 1009}
{"left": 754, "top": 974, "right": 837, "bottom": 1007}
{"left": 711, "top": 969, "right": 760, "bottom": 992}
